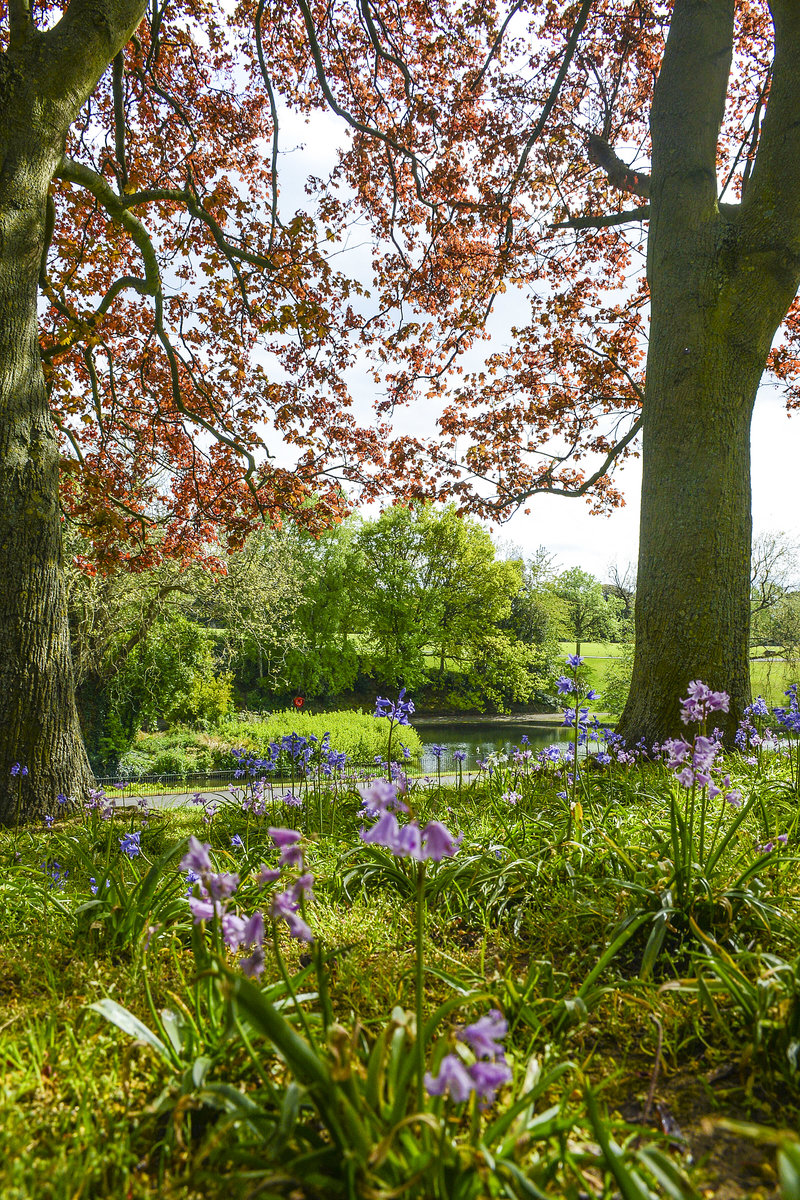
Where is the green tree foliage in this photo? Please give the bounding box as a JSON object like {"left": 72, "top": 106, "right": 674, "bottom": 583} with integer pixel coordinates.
{"left": 103, "top": 615, "right": 233, "bottom": 760}
{"left": 550, "top": 567, "right": 621, "bottom": 656}
{"left": 354, "top": 504, "right": 527, "bottom": 699}
{"left": 284, "top": 523, "right": 363, "bottom": 701}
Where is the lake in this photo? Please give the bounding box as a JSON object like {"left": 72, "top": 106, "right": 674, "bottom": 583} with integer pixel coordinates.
{"left": 412, "top": 718, "right": 575, "bottom": 774}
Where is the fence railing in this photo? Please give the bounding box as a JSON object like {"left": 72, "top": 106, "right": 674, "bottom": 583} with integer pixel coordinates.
{"left": 94, "top": 756, "right": 449, "bottom": 797}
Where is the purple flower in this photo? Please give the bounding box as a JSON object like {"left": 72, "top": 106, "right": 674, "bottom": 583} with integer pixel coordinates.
{"left": 424, "top": 1055, "right": 475, "bottom": 1104}
{"left": 231, "top": 834, "right": 244, "bottom": 849}
{"left": 430, "top": 744, "right": 446, "bottom": 760}
{"left": 269, "top": 827, "right": 302, "bottom": 848}
{"left": 357, "top": 777, "right": 407, "bottom": 814}
{"left": 206, "top": 871, "right": 239, "bottom": 900}
{"left": 470, "top": 1059, "right": 513, "bottom": 1107}
{"left": 243, "top": 911, "right": 265, "bottom": 947}
{"left": 56, "top": 793, "right": 68, "bottom": 806}
{"left": 453, "top": 750, "right": 468, "bottom": 763}
{"left": 291, "top": 872, "right": 315, "bottom": 900}
{"left": 458, "top": 1009, "right": 508, "bottom": 1059}
{"left": 189, "top": 895, "right": 218, "bottom": 923}
{"left": 556, "top": 676, "right": 574, "bottom": 694}
{"left": 361, "top": 810, "right": 402, "bottom": 850}
{"left": 119, "top": 831, "right": 141, "bottom": 858}
{"left": 422, "top": 821, "right": 462, "bottom": 861}
{"left": 663, "top": 738, "right": 691, "bottom": 767}
{"left": 284, "top": 911, "right": 314, "bottom": 942}
{"left": 181, "top": 836, "right": 213, "bottom": 875}
{"left": 281, "top": 791, "right": 303, "bottom": 807}
{"left": 501, "top": 790, "right": 522, "bottom": 807}
{"left": 270, "top": 890, "right": 299, "bottom": 920}
{"left": 680, "top": 680, "right": 730, "bottom": 725}
{"left": 566, "top": 653, "right": 584, "bottom": 668}
{"left": 392, "top": 822, "right": 423, "bottom": 859}
{"left": 43, "top": 814, "right": 54, "bottom": 828}
{"left": 257, "top": 864, "right": 282, "bottom": 886}
{"left": 10, "top": 763, "right": 28, "bottom": 777}
{"left": 222, "top": 912, "right": 247, "bottom": 951}
{"left": 279, "top": 843, "right": 304, "bottom": 869}
{"left": 374, "top": 688, "right": 415, "bottom": 726}
{"left": 241, "top": 946, "right": 266, "bottom": 977}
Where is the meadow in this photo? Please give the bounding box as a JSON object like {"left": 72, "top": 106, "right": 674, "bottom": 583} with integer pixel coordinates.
{"left": 2, "top": 668, "right": 800, "bottom": 1199}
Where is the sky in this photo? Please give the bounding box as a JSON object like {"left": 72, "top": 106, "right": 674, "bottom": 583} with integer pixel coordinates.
{"left": 269, "top": 110, "right": 800, "bottom": 585}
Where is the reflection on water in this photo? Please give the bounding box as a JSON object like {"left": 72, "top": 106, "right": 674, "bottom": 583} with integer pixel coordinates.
{"left": 413, "top": 720, "right": 575, "bottom": 773}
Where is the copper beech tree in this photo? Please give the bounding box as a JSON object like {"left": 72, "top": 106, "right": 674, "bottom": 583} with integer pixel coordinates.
{"left": 2, "top": 0, "right": 800, "bottom": 819}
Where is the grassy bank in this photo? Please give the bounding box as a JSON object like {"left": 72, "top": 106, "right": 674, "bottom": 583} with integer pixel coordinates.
{"left": 3, "top": 681, "right": 800, "bottom": 1198}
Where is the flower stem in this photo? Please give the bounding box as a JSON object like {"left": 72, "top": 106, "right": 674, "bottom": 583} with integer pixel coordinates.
{"left": 415, "top": 860, "right": 427, "bottom": 1113}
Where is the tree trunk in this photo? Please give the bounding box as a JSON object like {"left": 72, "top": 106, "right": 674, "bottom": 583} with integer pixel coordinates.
{"left": 0, "top": 131, "right": 92, "bottom": 824}
{"left": 619, "top": 339, "right": 759, "bottom": 745}
{"left": 617, "top": 0, "right": 800, "bottom": 747}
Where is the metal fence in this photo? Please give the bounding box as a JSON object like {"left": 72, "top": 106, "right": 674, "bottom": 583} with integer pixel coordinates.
{"left": 94, "top": 756, "right": 447, "bottom": 798}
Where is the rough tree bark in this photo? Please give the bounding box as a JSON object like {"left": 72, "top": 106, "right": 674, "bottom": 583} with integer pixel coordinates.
{"left": 0, "top": 0, "right": 145, "bottom": 823}
{"left": 618, "top": 0, "right": 800, "bottom": 745}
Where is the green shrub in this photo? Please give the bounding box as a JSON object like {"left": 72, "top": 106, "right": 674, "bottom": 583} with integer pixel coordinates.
{"left": 118, "top": 709, "right": 423, "bottom": 774}
{"left": 217, "top": 708, "right": 423, "bottom": 766}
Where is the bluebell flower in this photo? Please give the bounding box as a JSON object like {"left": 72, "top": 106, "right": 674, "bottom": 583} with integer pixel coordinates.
{"left": 119, "top": 831, "right": 142, "bottom": 858}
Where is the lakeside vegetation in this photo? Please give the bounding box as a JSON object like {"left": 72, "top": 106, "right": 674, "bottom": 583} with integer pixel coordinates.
{"left": 3, "top": 670, "right": 800, "bottom": 1198}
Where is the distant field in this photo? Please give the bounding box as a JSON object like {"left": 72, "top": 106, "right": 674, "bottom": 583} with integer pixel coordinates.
{"left": 557, "top": 642, "right": 625, "bottom": 658}
{"left": 559, "top": 643, "right": 800, "bottom": 709}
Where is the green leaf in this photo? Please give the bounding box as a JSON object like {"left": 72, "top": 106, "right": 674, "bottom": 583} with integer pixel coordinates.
{"left": 90, "top": 998, "right": 170, "bottom": 1062}
{"left": 779, "top": 1143, "right": 800, "bottom": 1199}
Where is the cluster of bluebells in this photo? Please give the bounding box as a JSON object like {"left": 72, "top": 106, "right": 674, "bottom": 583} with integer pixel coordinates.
{"left": 181, "top": 836, "right": 265, "bottom": 976}
{"left": 374, "top": 688, "right": 415, "bottom": 726}
{"left": 10, "top": 763, "right": 28, "bottom": 778}
{"left": 119, "top": 830, "right": 142, "bottom": 858}
{"left": 86, "top": 786, "right": 116, "bottom": 821}
{"left": 425, "top": 1009, "right": 513, "bottom": 1108}
{"left": 680, "top": 680, "right": 730, "bottom": 726}
{"left": 735, "top": 696, "right": 777, "bottom": 762}
{"left": 358, "top": 779, "right": 461, "bottom": 861}
{"left": 258, "top": 827, "right": 314, "bottom": 946}
{"left": 233, "top": 732, "right": 349, "bottom": 788}
{"left": 40, "top": 860, "right": 68, "bottom": 889}
{"left": 760, "top": 833, "right": 789, "bottom": 854}
{"left": 662, "top": 684, "right": 742, "bottom": 805}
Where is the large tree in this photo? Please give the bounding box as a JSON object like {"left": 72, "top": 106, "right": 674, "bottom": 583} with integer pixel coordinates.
{"left": 0, "top": 0, "right": 386, "bottom": 821}
{"left": 289, "top": 0, "right": 800, "bottom": 744}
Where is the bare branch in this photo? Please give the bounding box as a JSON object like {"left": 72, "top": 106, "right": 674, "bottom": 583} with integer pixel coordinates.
{"left": 586, "top": 134, "right": 650, "bottom": 199}
{"left": 554, "top": 206, "right": 650, "bottom": 230}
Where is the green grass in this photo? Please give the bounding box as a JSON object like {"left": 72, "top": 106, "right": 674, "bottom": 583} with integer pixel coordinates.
{"left": 3, "top": 714, "right": 800, "bottom": 1198}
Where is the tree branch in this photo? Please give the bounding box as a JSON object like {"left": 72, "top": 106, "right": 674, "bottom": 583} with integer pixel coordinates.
{"left": 742, "top": 2, "right": 800, "bottom": 259}
{"left": 112, "top": 51, "right": 128, "bottom": 189}
{"left": 8, "top": 0, "right": 36, "bottom": 51}
{"left": 43, "top": 156, "right": 161, "bottom": 360}
{"left": 649, "top": 0, "right": 734, "bottom": 219}
{"left": 586, "top": 134, "right": 650, "bottom": 199}
{"left": 38, "top": 0, "right": 146, "bottom": 123}
{"left": 554, "top": 205, "right": 650, "bottom": 230}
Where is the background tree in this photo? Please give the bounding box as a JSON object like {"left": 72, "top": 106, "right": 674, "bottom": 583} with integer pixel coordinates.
{"left": 550, "top": 567, "right": 620, "bottom": 657}
{"left": 605, "top": 562, "right": 636, "bottom": 643}
{"left": 750, "top": 530, "right": 800, "bottom": 645}
{"left": 195, "top": 529, "right": 304, "bottom": 705}
{"left": 501, "top": 547, "right": 569, "bottom": 649}
{"left": 283, "top": 523, "right": 363, "bottom": 702}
